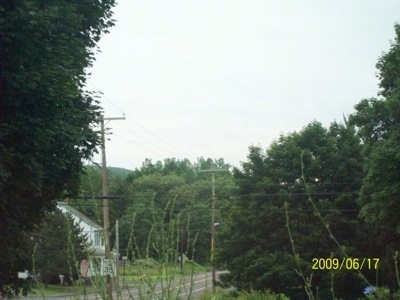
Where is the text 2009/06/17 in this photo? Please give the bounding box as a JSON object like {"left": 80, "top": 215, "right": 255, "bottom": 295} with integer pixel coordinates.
{"left": 311, "top": 257, "right": 380, "bottom": 270}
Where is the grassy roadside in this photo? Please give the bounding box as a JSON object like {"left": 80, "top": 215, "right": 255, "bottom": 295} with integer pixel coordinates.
{"left": 27, "top": 262, "right": 209, "bottom": 297}
{"left": 119, "top": 260, "right": 209, "bottom": 283}
{"left": 31, "top": 284, "right": 90, "bottom": 296}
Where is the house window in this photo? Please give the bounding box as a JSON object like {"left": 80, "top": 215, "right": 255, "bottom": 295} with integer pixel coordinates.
{"left": 94, "top": 232, "right": 104, "bottom": 247}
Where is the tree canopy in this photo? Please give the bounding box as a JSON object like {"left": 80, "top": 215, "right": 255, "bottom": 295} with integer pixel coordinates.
{"left": 72, "top": 158, "right": 234, "bottom": 265}
{"left": 0, "top": 0, "right": 115, "bottom": 296}
{"left": 350, "top": 24, "right": 400, "bottom": 233}
{"left": 216, "top": 121, "right": 365, "bottom": 299}
{"left": 347, "top": 24, "right": 400, "bottom": 290}
{"left": 215, "top": 24, "right": 400, "bottom": 299}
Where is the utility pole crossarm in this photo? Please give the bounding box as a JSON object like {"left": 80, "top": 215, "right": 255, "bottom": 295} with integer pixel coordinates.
{"left": 103, "top": 116, "right": 126, "bottom": 122}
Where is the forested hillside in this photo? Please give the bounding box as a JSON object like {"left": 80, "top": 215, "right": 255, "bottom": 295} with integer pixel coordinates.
{"left": 70, "top": 158, "right": 235, "bottom": 265}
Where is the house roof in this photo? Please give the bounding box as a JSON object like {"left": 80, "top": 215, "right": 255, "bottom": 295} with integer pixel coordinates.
{"left": 57, "top": 201, "right": 103, "bottom": 230}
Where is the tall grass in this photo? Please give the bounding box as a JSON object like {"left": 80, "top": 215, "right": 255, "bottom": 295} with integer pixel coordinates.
{"left": 123, "top": 195, "right": 202, "bottom": 300}
{"left": 26, "top": 195, "right": 205, "bottom": 300}
{"left": 282, "top": 151, "right": 400, "bottom": 299}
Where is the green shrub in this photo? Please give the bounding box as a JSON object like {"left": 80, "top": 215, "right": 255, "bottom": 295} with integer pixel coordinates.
{"left": 132, "top": 258, "right": 158, "bottom": 268}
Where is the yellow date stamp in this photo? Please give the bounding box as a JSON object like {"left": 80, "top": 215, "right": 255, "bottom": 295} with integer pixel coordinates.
{"left": 311, "top": 257, "right": 380, "bottom": 270}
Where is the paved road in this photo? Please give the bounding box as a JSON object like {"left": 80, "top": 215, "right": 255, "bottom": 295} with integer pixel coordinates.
{"left": 18, "top": 271, "right": 225, "bottom": 300}
{"left": 118, "top": 272, "right": 213, "bottom": 299}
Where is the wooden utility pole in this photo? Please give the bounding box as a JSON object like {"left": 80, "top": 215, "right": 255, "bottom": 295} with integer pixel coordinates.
{"left": 199, "top": 168, "right": 228, "bottom": 293}
{"left": 100, "top": 115, "right": 125, "bottom": 300}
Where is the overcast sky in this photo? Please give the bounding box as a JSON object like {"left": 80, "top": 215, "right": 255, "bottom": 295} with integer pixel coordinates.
{"left": 87, "top": 0, "right": 400, "bottom": 171}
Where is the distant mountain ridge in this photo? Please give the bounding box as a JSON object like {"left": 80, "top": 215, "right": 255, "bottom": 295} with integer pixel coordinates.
{"left": 83, "top": 165, "right": 133, "bottom": 178}
{"left": 108, "top": 167, "right": 132, "bottom": 178}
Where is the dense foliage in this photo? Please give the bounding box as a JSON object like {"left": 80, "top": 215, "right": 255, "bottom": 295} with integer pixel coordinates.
{"left": 216, "top": 121, "right": 366, "bottom": 299}
{"left": 349, "top": 25, "right": 400, "bottom": 232}
{"left": 30, "top": 209, "right": 90, "bottom": 286}
{"left": 215, "top": 24, "right": 400, "bottom": 299}
{"left": 71, "top": 158, "right": 235, "bottom": 265}
{"left": 0, "top": 0, "right": 115, "bottom": 296}
{"left": 349, "top": 23, "right": 400, "bottom": 292}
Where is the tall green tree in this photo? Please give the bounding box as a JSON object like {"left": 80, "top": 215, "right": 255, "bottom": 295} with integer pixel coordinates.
{"left": 216, "top": 121, "right": 365, "bottom": 299}
{"left": 30, "top": 209, "right": 90, "bottom": 287}
{"left": 0, "top": 1, "right": 115, "bottom": 296}
{"left": 349, "top": 24, "right": 400, "bottom": 289}
{"left": 350, "top": 24, "right": 400, "bottom": 231}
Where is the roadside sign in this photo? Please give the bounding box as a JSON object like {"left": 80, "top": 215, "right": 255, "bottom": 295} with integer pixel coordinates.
{"left": 80, "top": 259, "right": 89, "bottom": 278}
{"left": 102, "top": 259, "right": 116, "bottom": 276}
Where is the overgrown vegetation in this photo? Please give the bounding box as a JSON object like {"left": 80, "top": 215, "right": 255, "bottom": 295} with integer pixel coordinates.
{"left": 70, "top": 157, "right": 234, "bottom": 267}
{"left": 30, "top": 209, "right": 90, "bottom": 287}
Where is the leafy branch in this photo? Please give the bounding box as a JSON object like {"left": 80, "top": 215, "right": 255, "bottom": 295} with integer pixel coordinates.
{"left": 300, "top": 150, "right": 373, "bottom": 291}
{"left": 284, "top": 201, "right": 315, "bottom": 300}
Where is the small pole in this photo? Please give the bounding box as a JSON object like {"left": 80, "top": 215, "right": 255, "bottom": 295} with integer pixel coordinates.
{"left": 180, "top": 228, "right": 184, "bottom": 271}
{"left": 122, "top": 256, "right": 127, "bottom": 286}
{"left": 123, "top": 258, "right": 126, "bottom": 276}
{"left": 116, "top": 219, "right": 119, "bottom": 289}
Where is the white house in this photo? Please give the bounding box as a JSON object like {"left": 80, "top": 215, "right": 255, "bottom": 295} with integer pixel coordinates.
{"left": 57, "top": 201, "right": 105, "bottom": 276}
{"left": 19, "top": 202, "right": 106, "bottom": 279}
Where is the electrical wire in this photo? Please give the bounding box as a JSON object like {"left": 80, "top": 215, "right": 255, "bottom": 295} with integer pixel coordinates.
{"left": 88, "top": 80, "right": 197, "bottom": 161}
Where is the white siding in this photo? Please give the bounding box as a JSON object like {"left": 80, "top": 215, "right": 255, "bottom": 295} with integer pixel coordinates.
{"left": 57, "top": 204, "right": 105, "bottom": 257}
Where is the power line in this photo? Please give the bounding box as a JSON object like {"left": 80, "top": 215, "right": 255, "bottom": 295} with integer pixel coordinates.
{"left": 73, "top": 190, "right": 360, "bottom": 202}
{"left": 122, "top": 114, "right": 196, "bottom": 160}
{"left": 112, "top": 133, "right": 169, "bottom": 159}
{"left": 112, "top": 126, "right": 177, "bottom": 158}
{"left": 88, "top": 80, "right": 197, "bottom": 160}
{"left": 69, "top": 203, "right": 361, "bottom": 213}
